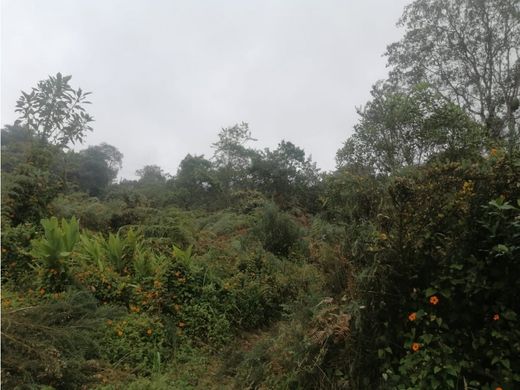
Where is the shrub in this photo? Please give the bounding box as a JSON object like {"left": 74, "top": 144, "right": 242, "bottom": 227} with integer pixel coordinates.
{"left": 99, "top": 313, "right": 170, "bottom": 374}
{"left": 30, "top": 216, "right": 80, "bottom": 292}
{"left": 1, "top": 222, "right": 39, "bottom": 288}
{"left": 342, "top": 155, "right": 520, "bottom": 389}
{"left": 1, "top": 291, "right": 124, "bottom": 389}
{"left": 255, "top": 203, "right": 302, "bottom": 257}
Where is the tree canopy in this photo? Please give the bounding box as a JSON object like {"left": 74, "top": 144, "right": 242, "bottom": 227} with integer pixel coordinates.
{"left": 14, "top": 73, "right": 94, "bottom": 147}
{"left": 386, "top": 0, "right": 520, "bottom": 141}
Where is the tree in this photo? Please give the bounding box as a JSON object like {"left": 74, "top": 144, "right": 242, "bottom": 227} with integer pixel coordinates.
{"left": 211, "top": 122, "right": 257, "bottom": 190}
{"left": 14, "top": 73, "right": 94, "bottom": 147}
{"left": 172, "top": 154, "right": 223, "bottom": 209}
{"left": 386, "top": 0, "right": 520, "bottom": 141}
{"left": 250, "top": 140, "right": 321, "bottom": 209}
{"left": 136, "top": 165, "right": 169, "bottom": 184}
{"left": 336, "top": 83, "right": 485, "bottom": 174}
{"left": 69, "top": 143, "right": 123, "bottom": 196}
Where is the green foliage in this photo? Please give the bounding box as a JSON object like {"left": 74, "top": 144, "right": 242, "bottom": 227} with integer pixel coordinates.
{"left": 255, "top": 203, "right": 302, "bottom": 257}
{"left": 250, "top": 140, "right": 322, "bottom": 210}
{"left": 341, "top": 155, "right": 520, "bottom": 389}
{"left": 337, "top": 83, "right": 486, "bottom": 174}
{"left": 386, "top": 0, "right": 520, "bottom": 141}
{"left": 14, "top": 72, "right": 93, "bottom": 147}
{"left": 212, "top": 122, "right": 257, "bottom": 192}
{"left": 100, "top": 313, "right": 170, "bottom": 374}
{"left": 2, "top": 160, "right": 61, "bottom": 226}
{"left": 3, "top": 6, "right": 519, "bottom": 385}
{"left": 1, "top": 222, "right": 39, "bottom": 288}
{"left": 50, "top": 192, "right": 125, "bottom": 231}
{"left": 2, "top": 291, "right": 125, "bottom": 390}
{"left": 172, "top": 154, "right": 224, "bottom": 210}
{"left": 30, "top": 216, "right": 80, "bottom": 291}
{"left": 69, "top": 143, "right": 123, "bottom": 196}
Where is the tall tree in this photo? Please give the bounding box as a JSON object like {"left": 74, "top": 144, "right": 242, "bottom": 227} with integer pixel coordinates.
{"left": 386, "top": 0, "right": 520, "bottom": 141}
{"left": 337, "top": 83, "right": 484, "bottom": 174}
{"left": 250, "top": 141, "right": 321, "bottom": 209}
{"left": 211, "top": 122, "right": 257, "bottom": 190}
{"left": 69, "top": 143, "right": 123, "bottom": 196}
{"left": 173, "top": 154, "right": 223, "bottom": 209}
{"left": 14, "top": 73, "right": 94, "bottom": 147}
{"left": 136, "top": 165, "right": 169, "bottom": 185}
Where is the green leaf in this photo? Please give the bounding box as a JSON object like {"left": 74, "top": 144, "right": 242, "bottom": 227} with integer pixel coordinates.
{"left": 425, "top": 287, "right": 437, "bottom": 297}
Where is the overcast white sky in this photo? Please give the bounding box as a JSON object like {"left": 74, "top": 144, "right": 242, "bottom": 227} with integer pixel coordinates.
{"left": 1, "top": 0, "right": 410, "bottom": 178}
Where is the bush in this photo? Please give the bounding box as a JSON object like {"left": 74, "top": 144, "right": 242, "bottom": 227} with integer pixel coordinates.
{"left": 341, "top": 155, "right": 520, "bottom": 389}
{"left": 100, "top": 313, "right": 170, "bottom": 374}
{"left": 255, "top": 203, "right": 302, "bottom": 257}
{"left": 30, "top": 216, "right": 80, "bottom": 292}
{"left": 1, "top": 222, "right": 39, "bottom": 288}
{"left": 1, "top": 291, "right": 124, "bottom": 390}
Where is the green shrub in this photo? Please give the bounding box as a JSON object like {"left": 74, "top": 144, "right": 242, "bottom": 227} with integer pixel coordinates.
{"left": 255, "top": 203, "right": 302, "bottom": 257}
{"left": 1, "top": 222, "right": 39, "bottom": 288}
{"left": 99, "top": 313, "right": 170, "bottom": 374}
{"left": 1, "top": 291, "right": 124, "bottom": 390}
{"left": 342, "top": 155, "right": 520, "bottom": 389}
{"left": 50, "top": 192, "right": 125, "bottom": 231}
{"left": 30, "top": 216, "right": 80, "bottom": 292}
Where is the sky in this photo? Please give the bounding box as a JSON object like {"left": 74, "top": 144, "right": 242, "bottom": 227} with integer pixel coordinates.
{"left": 1, "top": 0, "right": 410, "bottom": 179}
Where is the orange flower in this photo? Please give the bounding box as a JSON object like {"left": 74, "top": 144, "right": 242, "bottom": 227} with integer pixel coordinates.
{"left": 496, "top": 387, "right": 503, "bottom": 390}
{"left": 39, "top": 288, "right": 45, "bottom": 295}
{"left": 493, "top": 313, "right": 500, "bottom": 321}
{"left": 107, "top": 320, "right": 113, "bottom": 326}
{"left": 408, "top": 312, "right": 417, "bottom": 321}
{"left": 116, "top": 330, "right": 123, "bottom": 337}
{"left": 429, "top": 295, "right": 439, "bottom": 305}
{"left": 490, "top": 148, "right": 498, "bottom": 157}
{"left": 178, "top": 321, "right": 186, "bottom": 328}
{"left": 147, "top": 328, "right": 153, "bottom": 336}
{"left": 411, "top": 342, "right": 421, "bottom": 352}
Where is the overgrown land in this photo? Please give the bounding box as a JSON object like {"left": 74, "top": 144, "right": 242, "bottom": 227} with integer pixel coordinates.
{"left": 2, "top": 1, "right": 519, "bottom": 389}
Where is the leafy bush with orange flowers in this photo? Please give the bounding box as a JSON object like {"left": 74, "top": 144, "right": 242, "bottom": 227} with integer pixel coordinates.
{"left": 339, "top": 152, "right": 520, "bottom": 389}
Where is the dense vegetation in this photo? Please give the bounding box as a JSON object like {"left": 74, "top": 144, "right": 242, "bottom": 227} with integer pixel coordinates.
{"left": 2, "top": 0, "right": 519, "bottom": 389}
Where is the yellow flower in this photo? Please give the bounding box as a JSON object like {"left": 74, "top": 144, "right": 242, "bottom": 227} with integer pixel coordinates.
{"left": 147, "top": 328, "right": 153, "bottom": 336}
{"left": 490, "top": 148, "right": 498, "bottom": 157}
{"left": 116, "top": 330, "right": 123, "bottom": 337}
{"left": 461, "top": 180, "right": 474, "bottom": 194}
